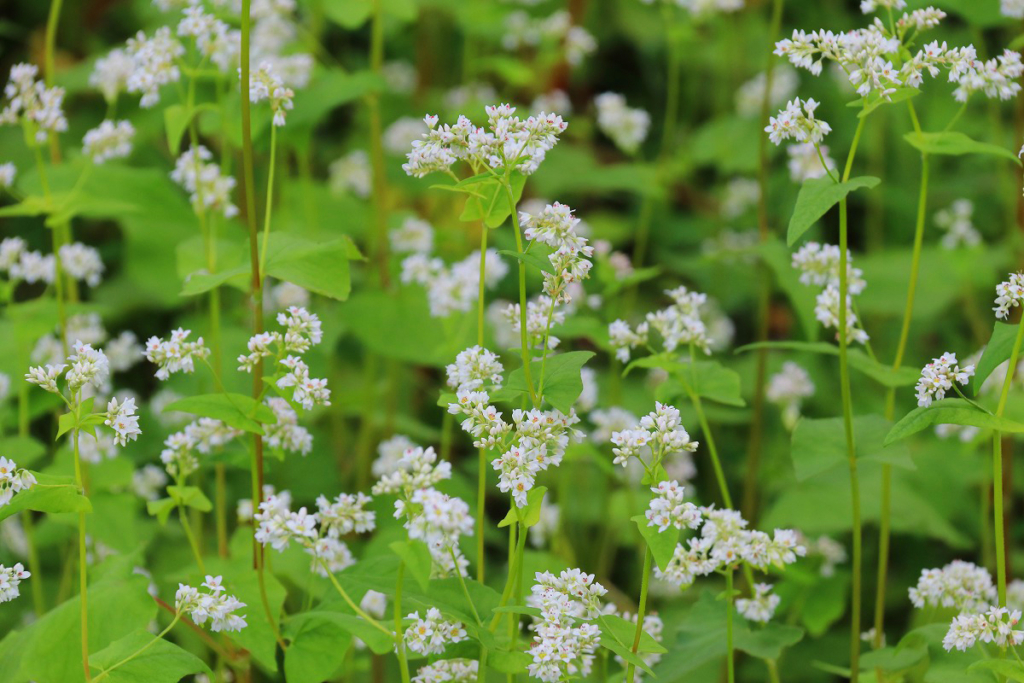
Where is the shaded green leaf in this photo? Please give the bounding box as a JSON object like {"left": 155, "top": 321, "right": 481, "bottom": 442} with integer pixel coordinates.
{"left": 904, "top": 131, "right": 1021, "bottom": 165}
{"left": 885, "top": 398, "right": 1024, "bottom": 445}
{"left": 165, "top": 393, "right": 276, "bottom": 435}
{"left": 787, "top": 176, "right": 880, "bottom": 246}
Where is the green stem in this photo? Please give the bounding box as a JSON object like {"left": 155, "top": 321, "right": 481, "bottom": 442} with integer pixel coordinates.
{"left": 73, "top": 428, "right": 92, "bottom": 682}
{"left": 477, "top": 446, "right": 487, "bottom": 583}
{"left": 688, "top": 346, "right": 732, "bottom": 509}
{"left": 179, "top": 506, "right": 206, "bottom": 573}
{"left": 44, "top": 0, "right": 64, "bottom": 88}
{"left": 992, "top": 317, "right": 1024, "bottom": 605}
{"left": 624, "top": 547, "right": 653, "bottom": 683}
{"left": 725, "top": 569, "right": 735, "bottom": 683}
{"left": 93, "top": 617, "right": 180, "bottom": 682}
{"left": 257, "top": 124, "right": 278, "bottom": 278}
{"left": 395, "top": 563, "right": 412, "bottom": 683}
{"left": 489, "top": 521, "right": 527, "bottom": 633}
{"left": 368, "top": 0, "right": 389, "bottom": 287}
{"left": 321, "top": 558, "right": 394, "bottom": 637}
{"left": 839, "top": 114, "right": 868, "bottom": 683}
{"left": 504, "top": 180, "right": 538, "bottom": 406}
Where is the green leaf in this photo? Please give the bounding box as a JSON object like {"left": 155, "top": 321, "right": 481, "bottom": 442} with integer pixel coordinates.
{"left": 164, "top": 103, "right": 217, "bottom": 154}
{"left": 167, "top": 485, "right": 212, "bottom": 512}
{"left": 305, "top": 611, "right": 393, "bottom": 654}
{"left": 458, "top": 173, "right": 526, "bottom": 228}
{"left": 597, "top": 614, "right": 666, "bottom": 676}
{"left": 0, "top": 436, "right": 46, "bottom": 468}
{"left": 487, "top": 650, "right": 532, "bottom": 675}
{"left": 264, "top": 233, "right": 354, "bottom": 301}
{"left": 757, "top": 235, "right": 819, "bottom": 341}
{"left": 164, "top": 393, "right": 277, "bottom": 435}
{"left": 56, "top": 411, "right": 77, "bottom": 440}
{"left": 498, "top": 487, "right": 548, "bottom": 528}
{"left": 735, "top": 340, "right": 919, "bottom": 387}
{"left": 0, "top": 472, "right": 91, "bottom": 524}
{"left": 145, "top": 497, "right": 177, "bottom": 526}
{"left": 180, "top": 264, "right": 250, "bottom": 297}
{"left": 283, "top": 613, "right": 354, "bottom": 683}
{"left": 787, "top": 176, "right": 881, "bottom": 246}
{"left": 506, "top": 351, "right": 595, "bottom": 414}
{"left": 904, "top": 131, "right": 1022, "bottom": 165}
{"left": 89, "top": 630, "right": 211, "bottom": 682}
{"left": 968, "top": 660, "right": 1024, "bottom": 682}
{"left": 791, "top": 415, "right": 914, "bottom": 481}
{"left": 734, "top": 622, "right": 805, "bottom": 660}
{"left": 632, "top": 514, "right": 680, "bottom": 572}
{"left": 498, "top": 248, "right": 555, "bottom": 275}
{"left": 390, "top": 539, "right": 433, "bottom": 591}
{"left": 975, "top": 320, "right": 1019, "bottom": 395}
{"left": 885, "top": 398, "right": 1024, "bottom": 445}
{"left": 625, "top": 355, "right": 745, "bottom": 407}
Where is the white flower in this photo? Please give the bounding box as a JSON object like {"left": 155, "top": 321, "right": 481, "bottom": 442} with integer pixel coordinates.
{"left": 815, "top": 285, "right": 870, "bottom": 345}
{"left": 254, "top": 495, "right": 318, "bottom": 552}
{"left": 372, "top": 445, "right": 453, "bottom": 496}
{"left": 263, "top": 397, "right": 313, "bottom": 455}
{"left": 404, "top": 608, "right": 468, "bottom": 655}
{"left": 170, "top": 146, "right": 238, "bottom": 218}
{"left": 83, "top": 120, "right": 135, "bottom": 163}
{"left": 446, "top": 345, "right": 504, "bottom": 392}
{"left": 766, "top": 361, "right": 815, "bottom": 429}
{"left": 787, "top": 142, "right": 835, "bottom": 182}
{"left": 276, "top": 356, "right": 331, "bottom": 410}
{"left": 59, "top": 243, "right": 105, "bottom": 287}
{"left": 646, "top": 480, "right": 701, "bottom": 532}
{"left": 105, "top": 397, "right": 142, "bottom": 447}
{"left": 308, "top": 537, "right": 355, "bottom": 576}
{"left": 503, "top": 295, "right": 565, "bottom": 351}
{"left": 934, "top": 199, "right": 981, "bottom": 250}
{"left": 145, "top": 328, "right": 211, "bottom": 380}
{"left": 736, "top": 66, "right": 799, "bottom": 117}
{"left": 90, "top": 48, "right": 134, "bottom": 103}
{"left": 611, "top": 402, "right": 698, "bottom": 467}
{"left": 390, "top": 217, "right": 434, "bottom": 254}
{"left": 403, "top": 249, "right": 509, "bottom": 318}
{"left": 527, "top": 568, "right": 607, "bottom": 682}
{"left": 384, "top": 117, "right": 427, "bottom": 156}
{"left": 995, "top": 272, "right": 1024, "bottom": 319}
{"left": 0, "top": 63, "right": 68, "bottom": 143}
{"left": 175, "top": 579, "right": 248, "bottom": 632}
{"left": 329, "top": 151, "right": 371, "bottom": 198}
{"left": 25, "top": 364, "right": 65, "bottom": 394}
{"left": 609, "top": 319, "right": 649, "bottom": 363}
{"left": 78, "top": 432, "right": 118, "bottom": 464}
{"left": 66, "top": 340, "right": 110, "bottom": 390}
{"left": 397, "top": 487, "right": 474, "bottom": 577}
{"left": 412, "top": 659, "right": 478, "bottom": 683}
{"left": 0, "top": 563, "right": 30, "bottom": 603}
{"left": 915, "top": 352, "right": 975, "bottom": 407}
{"left": 1004, "top": 0, "right": 1024, "bottom": 18}
{"left": 125, "top": 27, "right": 184, "bottom": 108}
{"left": 594, "top": 92, "right": 650, "bottom": 155}
{"left": 0, "top": 162, "right": 15, "bottom": 189}
{"left": 131, "top": 464, "right": 168, "bottom": 501}
{"left": 645, "top": 286, "right": 715, "bottom": 354}
{"left": 943, "top": 607, "right": 1024, "bottom": 652}
{"left": 247, "top": 61, "right": 294, "bottom": 126}
{"left": 316, "top": 491, "right": 376, "bottom": 537}
{"left": 792, "top": 242, "right": 866, "bottom": 294}
{"left": 0, "top": 457, "right": 36, "bottom": 508}
{"left": 372, "top": 435, "right": 418, "bottom": 478}
{"left": 909, "top": 560, "right": 996, "bottom": 612}
{"left": 491, "top": 407, "right": 583, "bottom": 507}
{"left": 104, "top": 331, "right": 143, "bottom": 372}
{"left": 737, "top": 583, "right": 781, "bottom": 623}
{"left": 765, "top": 98, "right": 831, "bottom": 146}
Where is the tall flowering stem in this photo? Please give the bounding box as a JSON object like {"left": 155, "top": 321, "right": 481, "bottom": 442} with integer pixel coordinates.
{"left": 624, "top": 547, "right": 653, "bottom": 683}
{"left": 504, "top": 181, "right": 539, "bottom": 406}
{"left": 368, "top": 0, "right": 389, "bottom": 286}
{"left": 725, "top": 568, "right": 736, "bottom": 683}
{"left": 838, "top": 114, "right": 868, "bottom": 681}
{"left": 73, "top": 427, "right": 92, "bottom": 683}
{"left": 395, "top": 563, "right": 412, "bottom": 683}
{"left": 993, "top": 318, "right": 1024, "bottom": 606}
{"left": 476, "top": 220, "right": 489, "bottom": 583}
{"left": 873, "top": 100, "right": 929, "bottom": 654}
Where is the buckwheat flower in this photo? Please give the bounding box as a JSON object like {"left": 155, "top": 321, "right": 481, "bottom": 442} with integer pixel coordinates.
{"left": 329, "top": 150, "right": 371, "bottom": 198}
{"left": 529, "top": 497, "right": 560, "bottom": 548}
{"left": 952, "top": 50, "right": 1024, "bottom": 103}
{"left": 503, "top": 295, "right": 566, "bottom": 351}
{"left": 412, "top": 659, "right": 478, "bottom": 683}
{"left": 736, "top": 66, "right": 799, "bottom": 117}
{"left": 398, "top": 487, "right": 474, "bottom": 576}
{"left": 102, "top": 396, "right": 140, "bottom": 447}
{"left": 0, "top": 563, "right": 30, "bottom": 603}
{"left": 373, "top": 435, "right": 417, "bottom": 478}
{"left": 175, "top": 580, "right": 248, "bottom": 633}
{"left": 390, "top": 217, "right": 434, "bottom": 254}
{"left": 646, "top": 480, "right": 701, "bottom": 532}
{"left": 915, "top": 352, "right": 975, "bottom": 407}
{"left": 266, "top": 282, "right": 310, "bottom": 311}
{"left": 590, "top": 407, "right": 638, "bottom": 443}
{"left": 66, "top": 341, "right": 110, "bottom": 390}
{"left": 766, "top": 361, "right": 815, "bottom": 429}
{"left": 645, "top": 287, "right": 714, "bottom": 354}
{"left": 9, "top": 250, "right": 55, "bottom": 284}
{"left": 944, "top": 606, "right": 1024, "bottom": 652}
{"left": 995, "top": 272, "right": 1024, "bottom": 319}
{"left": 860, "top": 0, "right": 906, "bottom": 12}
{"left": 131, "top": 464, "right": 168, "bottom": 501}
{"left": 815, "top": 285, "right": 870, "bottom": 345}
{"left": 316, "top": 492, "right": 376, "bottom": 537}
{"left": 307, "top": 536, "right": 356, "bottom": 575}
{"left": 125, "top": 27, "right": 184, "bottom": 108}
{"left": 170, "top": 145, "right": 239, "bottom": 218}
{"left": 384, "top": 117, "right": 426, "bottom": 156}
{"left": 276, "top": 306, "right": 323, "bottom": 352}
{"left": 238, "top": 485, "right": 289, "bottom": 524}
{"left": 90, "top": 48, "right": 134, "bottom": 103}
{"left": 0, "top": 63, "right": 68, "bottom": 143}
{"left": 372, "top": 445, "right": 453, "bottom": 496}
{"left": 446, "top": 390, "right": 512, "bottom": 450}
{"left": 608, "top": 319, "right": 649, "bottom": 363}
{"left": 59, "top": 242, "right": 105, "bottom": 287}
{"left": 532, "top": 89, "right": 572, "bottom": 116}
{"left": 145, "top": 328, "right": 211, "bottom": 380}
{"left": 25, "top": 364, "right": 65, "bottom": 394}
{"left": 1005, "top": 0, "right": 1024, "bottom": 18}
{"left": 0, "top": 457, "right": 36, "bottom": 508}
{"left": 262, "top": 397, "right": 312, "bottom": 455}
{"left": 934, "top": 199, "right": 981, "bottom": 249}
{"left": 812, "top": 535, "right": 848, "bottom": 577}
{"left": 404, "top": 608, "right": 468, "bottom": 656}
{"left": 446, "top": 345, "right": 504, "bottom": 392}
{"left": 0, "top": 162, "right": 14, "bottom": 189}
{"left": 527, "top": 569, "right": 606, "bottom": 681}
{"left": 83, "top": 120, "right": 135, "bottom": 164}
{"left": 78, "top": 432, "right": 118, "bottom": 465}
{"left": 909, "top": 560, "right": 996, "bottom": 612}
{"left": 594, "top": 92, "right": 650, "bottom": 155}
{"left": 765, "top": 98, "right": 831, "bottom": 146}
{"left": 737, "top": 583, "right": 781, "bottom": 623}
{"left": 104, "top": 331, "right": 143, "bottom": 372}
{"left": 787, "top": 142, "right": 835, "bottom": 182}
{"left": 0, "top": 237, "right": 23, "bottom": 272}
{"left": 276, "top": 356, "right": 331, "bottom": 410}
{"left": 255, "top": 496, "right": 319, "bottom": 551}
{"left": 792, "top": 243, "right": 866, "bottom": 295}
{"left": 247, "top": 61, "right": 294, "bottom": 126}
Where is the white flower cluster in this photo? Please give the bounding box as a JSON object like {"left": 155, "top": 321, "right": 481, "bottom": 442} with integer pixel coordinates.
{"left": 502, "top": 295, "right": 565, "bottom": 352}
{"left": 776, "top": 17, "right": 1023, "bottom": 102}
{"left": 175, "top": 576, "right": 247, "bottom": 633}
{"left": 645, "top": 286, "right": 715, "bottom": 354}
{"left": 316, "top": 492, "right": 376, "bottom": 538}
{"left": 104, "top": 397, "right": 142, "bottom": 447}
{"left": 1005, "top": 0, "right": 1024, "bottom": 19}
{"left": 737, "top": 583, "right": 782, "bottom": 624}
{"left": 248, "top": 61, "right": 294, "bottom": 127}
{"left": 490, "top": 407, "right": 583, "bottom": 507}
{"left": 171, "top": 146, "right": 239, "bottom": 219}
{"left": 809, "top": 535, "right": 848, "bottom": 577}
{"left": 145, "top": 328, "right": 211, "bottom": 380}
{"left": 78, "top": 432, "right": 118, "bottom": 465}
{"left": 610, "top": 402, "right": 699, "bottom": 468}
{"left": 520, "top": 202, "right": 595, "bottom": 304}
{"left": 404, "top": 608, "right": 468, "bottom": 655}
{"left": 766, "top": 361, "right": 815, "bottom": 429}
{"left": 397, "top": 487, "right": 474, "bottom": 577}
{"left": 264, "top": 397, "right": 313, "bottom": 455}
{"left": 82, "top": 119, "right": 135, "bottom": 164}
{"left": 412, "top": 659, "right": 478, "bottom": 683}
{"left": 132, "top": 464, "right": 168, "bottom": 501}
{"left": 787, "top": 142, "right": 835, "bottom": 182}
{"left": 0, "top": 563, "right": 30, "bottom": 603}
{"left": 765, "top": 98, "right": 831, "bottom": 146}
{"left": 944, "top": 607, "right": 1024, "bottom": 652}
{"left": 403, "top": 104, "right": 567, "bottom": 177}
{"left": 646, "top": 480, "right": 701, "bottom": 533}
{"left": 90, "top": 48, "right": 134, "bottom": 103}
{"left": 502, "top": 11, "right": 596, "bottom": 66}
{"left": 372, "top": 434, "right": 417, "bottom": 478}
{"left": 593, "top": 92, "right": 650, "bottom": 155}
{"left": 608, "top": 319, "right": 649, "bottom": 363}
{"left": 0, "top": 238, "right": 106, "bottom": 288}
{"left": 675, "top": 0, "right": 745, "bottom": 17}
{"left": 238, "top": 485, "right": 289, "bottom": 524}
{"left": 735, "top": 66, "right": 799, "bottom": 117}
{"left": 177, "top": 5, "right": 240, "bottom": 74}
{"left": 445, "top": 345, "right": 504, "bottom": 392}
{"left": 527, "top": 569, "right": 607, "bottom": 682}
{"left": 125, "top": 27, "right": 185, "bottom": 108}
{"left": 0, "top": 63, "right": 68, "bottom": 143}
{"left": 657, "top": 507, "right": 806, "bottom": 589}
{"left": 160, "top": 418, "right": 241, "bottom": 479}
{"left": 994, "top": 272, "right": 1024, "bottom": 319}
{"left": 0, "top": 162, "right": 15, "bottom": 189}
{"left": 909, "top": 560, "right": 996, "bottom": 613}
{"left": 402, "top": 249, "right": 508, "bottom": 318}
{"left": 372, "top": 445, "right": 453, "bottom": 496}
{"left": 238, "top": 306, "right": 324, "bottom": 371}
{"left": 0, "top": 457, "right": 36, "bottom": 508}
{"left": 58, "top": 242, "right": 106, "bottom": 287}
{"left": 934, "top": 199, "right": 981, "bottom": 250}
{"left": 914, "top": 352, "right": 974, "bottom": 407}
{"left": 329, "top": 150, "right": 370, "bottom": 198}
{"left": 389, "top": 216, "right": 434, "bottom": 254}
{"left": 792, "top": 242, "right": 869, "bottom": 345}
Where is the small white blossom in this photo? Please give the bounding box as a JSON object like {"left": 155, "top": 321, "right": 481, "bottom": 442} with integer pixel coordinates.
{"left": 765, "top": 98, "right": 831, "bottom": 146}
{"left": 594, "top": 92, "right": 650, "bottom": 155}
{"left": 83, "top": 120, "right": 135, "bottom": 164}
{"left": 145, "top": 328, "right": 211, "bottom": 380}
{"left": 0, "top": 457, "right": 36, "bottom": 508}
{"left": 390, "top": 217, "right": 434, "bottom": 254}
{"left": 737, "top": 583, "right": 781, "bottom": 623}
{"left": 915, "top": 352, "right": 975, "bottom": 407}
{"left": 175, "top": 578, "right": 248, "bottom": 632}
{"left": 0, "top": 563, "right": 30, "bottom": 603}
{"left": 404, "top": 608, "right": 468, "bottom": 655}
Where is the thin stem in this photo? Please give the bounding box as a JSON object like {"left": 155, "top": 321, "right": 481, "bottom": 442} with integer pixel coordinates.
{"left": 179, "top": 506, "right": 207, "bottom": 573}
{"left": 489, "top": 521, "right": 528, "bottom": 633}
{"left": 624, "top": 547, "right": 653, "bottom": 683}
{"left": 687, "top": 345, "right": 732, "bottom": 509}
{"left": 257, "top": 124, "right": 278, "bottom": 278}
{"left": 395, "top": 563, "right": 412, "bottom": 683}
{"left": 368, "top": 0, "right": 389, "bottom": 287}
{"left": 504, "top": 180, "right": 538, "bottom": 406}
{"left": 992, "top": 317, "right": 1024, "bottom": 605}
{"left": 477, "top": 446, "right": 487, "bottom": 583}
{"left": 93, "top": 616, "right": 180, "bottom": 682}
{"left": 839, "top": 114, "right": 868, "bottom": 682}
{"left": 725, "top": 569, "right": 735, "bottom": 683}
{"left": 73, "top": 428, "right": 92, "bottom": 683}
{"left": 321, "top": 558, "right": 394, "bottom": 637}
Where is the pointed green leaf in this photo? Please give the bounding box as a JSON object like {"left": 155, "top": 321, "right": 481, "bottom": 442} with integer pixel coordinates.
{"left": 390, "top": 539, "right": 433, "bottom": 591}
{"left": 904, "top": 131, "right": 1021, "bottom": 165}
{"left": 975, "top": 321, "right": 1020, "bottom": 396}
{"left": 885, "top": 398, "right": 1024, "bottom": 445}
{"left": 89, "top": 629, "right": 211, "bottom": 682}
{"left": 632, "top": 514, "right": 680, "bottom": 572}
{"left": 787, "top": 176, "right": 880, "bottom": 246}
{"left": 164, "top": 393, "right": 276, "bottom": 435}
